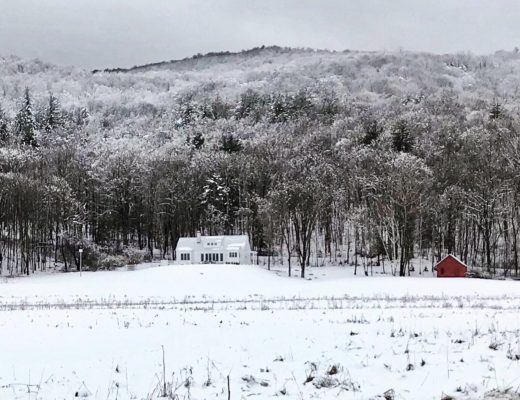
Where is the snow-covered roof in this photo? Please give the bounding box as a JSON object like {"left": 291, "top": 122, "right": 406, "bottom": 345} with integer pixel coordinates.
{"left": 176, "top": 247, "right": 192, "bottom": 252}
{"left": 435, "top": 254, "right": 468, "bottom": 267}
{"left": 176, "top": 235, "right": 250, "bottom": 251}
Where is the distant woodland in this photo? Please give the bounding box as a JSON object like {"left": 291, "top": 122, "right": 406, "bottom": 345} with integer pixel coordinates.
{"left": 2, "top": 46, "right": 520, "bottom": 277}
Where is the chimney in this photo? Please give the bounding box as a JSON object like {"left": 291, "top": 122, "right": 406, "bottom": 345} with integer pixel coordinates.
{"left": 196, "top": 231, "right": 201, "bottom": 243}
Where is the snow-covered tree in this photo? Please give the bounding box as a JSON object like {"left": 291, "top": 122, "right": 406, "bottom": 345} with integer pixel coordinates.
{"left": 43, "top": 93, "right": 64, "bottom": 132}
{"left": 0, "top": 105, "right": 9, "bottom": 144}
{"left": 14, "top": 88, "right": 37, "bottom": 147}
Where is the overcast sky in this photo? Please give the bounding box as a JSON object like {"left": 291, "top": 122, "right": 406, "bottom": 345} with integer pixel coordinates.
{"left": 0, "top": 0, "right": 519, "bottom": 69}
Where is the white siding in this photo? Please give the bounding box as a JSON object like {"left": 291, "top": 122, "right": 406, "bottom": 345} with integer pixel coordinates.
{"left": 175, "top": 235, "right": 253, "bottom": 265}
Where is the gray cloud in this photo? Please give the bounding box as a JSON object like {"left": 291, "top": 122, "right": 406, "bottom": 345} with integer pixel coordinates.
{"left": 0, "top": 0, "right": 519, "bottom": 69}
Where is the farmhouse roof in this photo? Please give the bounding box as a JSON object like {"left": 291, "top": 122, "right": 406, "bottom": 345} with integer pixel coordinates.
{"left": 176, "top": 235, "right": 250, "bottom": 250}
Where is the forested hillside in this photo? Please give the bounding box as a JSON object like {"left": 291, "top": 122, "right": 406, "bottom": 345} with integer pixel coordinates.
{"left": 2, "top": 45, "right": 520, "bottom": 277}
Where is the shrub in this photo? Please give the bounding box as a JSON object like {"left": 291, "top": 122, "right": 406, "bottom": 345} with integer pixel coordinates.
{"left": 122, "top": 247, "right": 148, "bottom": 265}
{"left": 97, "top": 254, "right": 127, "bottom": 270}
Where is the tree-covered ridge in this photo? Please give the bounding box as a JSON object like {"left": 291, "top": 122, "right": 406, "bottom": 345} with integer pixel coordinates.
{"left": 1, "top": 47, "right": 520, "bottom": 277}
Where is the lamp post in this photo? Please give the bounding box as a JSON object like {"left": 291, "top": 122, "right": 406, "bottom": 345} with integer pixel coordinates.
{"left": 79, "top": 248, "right": 83, "bottom": 277}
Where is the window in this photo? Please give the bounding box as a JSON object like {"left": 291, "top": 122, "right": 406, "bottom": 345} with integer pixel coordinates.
{"left": 229, "top": 252, "right": 238, "bottom": 258}
{"left": 220, "top": 253, "right": 223, "bottom": 262}
{"left": 180, "top": 253, "right": 190, "bottom": 261}
{"left": 201, "top": 254, "right": 204, "bottom": 262}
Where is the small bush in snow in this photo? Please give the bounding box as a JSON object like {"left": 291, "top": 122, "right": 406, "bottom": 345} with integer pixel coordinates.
{"left": 122, "top": 247, "right": 149, "bottom": 264}
{"left": 312, "top": 375, "right": 339, "bottom": 389}
{"left": 97, "top": 254, "right": 127, "bottom": 270}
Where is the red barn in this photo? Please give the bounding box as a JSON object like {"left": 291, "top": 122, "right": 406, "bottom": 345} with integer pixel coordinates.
{"left": 435, "top": 255, "right": 468, "bottom": 278}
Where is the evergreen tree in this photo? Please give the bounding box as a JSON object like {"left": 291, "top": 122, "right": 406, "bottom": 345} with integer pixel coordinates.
{"left": 191, "top": 132, "right": 205, "bottom": 149}
{"left": 15, "top": 88, "right": 37, "bottom": 146}
{"left": 391, "top": 120, "right": 413, "bottom": 152}
{"left": 269, "top": 94, "right": 288, "bottom": 123}
{"left": 0, "top": 105, "right": 8, "bottom": 143}
{"left": 220, "top": 133, "right": 242, "bottom": 153}
{"left": 74, "top": 107, "right": 89, "bottom": 126}
{"left": 362, "top": 120, "right": 383, "bottom": 145}
{"left": 489, "top": 102, "right": 502, "bottom": 120}
{"left": 44, "top": 93, "right": 63, "bottom": 132}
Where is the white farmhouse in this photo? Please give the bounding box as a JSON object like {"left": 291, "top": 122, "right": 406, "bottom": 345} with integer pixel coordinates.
{"left": 175, "top": 232, "right": 256, "bottom": 265}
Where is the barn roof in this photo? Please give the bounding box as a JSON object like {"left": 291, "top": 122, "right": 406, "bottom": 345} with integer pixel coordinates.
{"left": 435, "top": 254, "right": 468, "bottom": 267}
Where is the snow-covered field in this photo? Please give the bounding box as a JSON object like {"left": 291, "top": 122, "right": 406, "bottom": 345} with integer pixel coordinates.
{"left": 1, "top": 264, "right": 520, "bottom": 399}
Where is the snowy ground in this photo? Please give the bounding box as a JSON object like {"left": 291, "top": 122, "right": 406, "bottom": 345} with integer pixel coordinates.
{"left": 1, "top": 263, "right": 520, "bottom": 400}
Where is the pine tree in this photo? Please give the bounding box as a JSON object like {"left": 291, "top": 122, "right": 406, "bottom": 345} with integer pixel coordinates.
{"left": 220, "top": 133, "right": 242, "bottom": 153}
{"left": 74, "top": 107, "right": 89, "bottom": 126}
{"left": 392, "top": 120, "right": 413, "bottom": 152}
{"left": 15, "top": 88, "right": 37, "bottom": 146}
{"left": 191, "top": 132, "right": 205, "bottom": 149}
{"left": 44, "top": 93, "right": 63, "bottom": 132}
{"left": 0, "top": 105, "right": 8, "bottom": 143}
{"left": 362, "top": 120, "right": 383, "bottom": 145}
{"left": 489, "top": 103, "right": 502, "bottom": 120}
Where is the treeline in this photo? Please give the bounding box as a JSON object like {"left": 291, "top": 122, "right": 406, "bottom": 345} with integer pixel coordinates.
{"left": 2, "top": 49, "right": 520, "bottom": 277}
